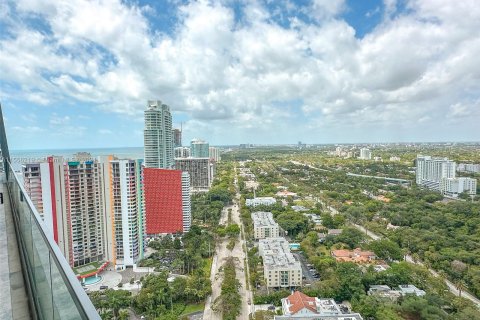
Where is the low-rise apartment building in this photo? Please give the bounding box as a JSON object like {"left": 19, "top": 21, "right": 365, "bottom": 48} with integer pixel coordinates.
{"left": 246, "top": 197, "right": 276, "bottom": 207}
{"left": 259, "top": 238, "right": 302, "bottom": 288}
{"left": 252, "top": 211, "right": 279, "bottom": 239}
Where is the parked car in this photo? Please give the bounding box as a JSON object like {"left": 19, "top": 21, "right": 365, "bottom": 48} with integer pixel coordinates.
{"left": 99, "top": 285, "right": 108, "bottom": 290}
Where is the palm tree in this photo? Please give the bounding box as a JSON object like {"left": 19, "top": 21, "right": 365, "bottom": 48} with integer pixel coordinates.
{"left": 455, "top": 280, "right": 467, "bottom": 297}
{"left": 118, "top": 310, "right": 129, "bottom": 320}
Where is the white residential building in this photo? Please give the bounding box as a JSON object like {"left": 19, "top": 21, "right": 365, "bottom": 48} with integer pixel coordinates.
{"left": 390, "top": 156, "right": 401, "bottom": 162}
{"left": 457, "top": 163, "right": 480, "bottom": 173}
{"left": 174, "top": 146, "right": 191, "bottom": 158}
{"left": 102, "top": 159, "right": 145, "bottom": 269}
{"left": 209, "top": 146, "right": 221, "bottom": 162}
{"left": 181, "top": 172, "right": 192, "bottom": 232}
{"left": 441, "top": 177, "right": 477, "bottom": 197}
{"left": 246, "top": 197, "right": 277, "bottom": 207}
{"left": 258, "top": 238, "right": 302, "bottom": 288}
{"left": 252, "top": 212, "right": 279, "bottom": 239}
{"left": 359, "top": 148, "right": 372, "bottom": 160}
{"left": 416, "top": 155, "right": 456, "bottom": 191}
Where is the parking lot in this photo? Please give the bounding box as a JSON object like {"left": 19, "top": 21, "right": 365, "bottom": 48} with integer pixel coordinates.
{"left": 293, "top": 252, "right": 320, "bottom": 284}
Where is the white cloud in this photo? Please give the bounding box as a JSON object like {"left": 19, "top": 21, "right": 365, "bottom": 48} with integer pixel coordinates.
{"left": 2, "top": 0, "right": 480, "bottom": 143}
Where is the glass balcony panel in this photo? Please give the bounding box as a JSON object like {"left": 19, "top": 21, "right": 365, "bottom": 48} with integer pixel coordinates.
{"left": 32, "top": 223, "right": 54, "bottom": 319}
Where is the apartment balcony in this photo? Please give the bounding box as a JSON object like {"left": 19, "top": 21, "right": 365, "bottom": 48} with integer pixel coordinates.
{"left": 0, "top": 105, "right": 100, "bottom": 319}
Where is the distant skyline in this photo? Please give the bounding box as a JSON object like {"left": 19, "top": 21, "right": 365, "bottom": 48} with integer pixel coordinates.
{"left": 1, "top": 0, "right": 480, "bottom": 149}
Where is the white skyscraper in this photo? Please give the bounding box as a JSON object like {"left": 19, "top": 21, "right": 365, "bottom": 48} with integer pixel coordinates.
{"left": 102, "top": 159, "right": 144, "bottom": 268}
{"left": 144, "top": 100, "right": 174, "bottom": 168}
{"left": 359, "top": 148, "right": 372, "bottom": 160}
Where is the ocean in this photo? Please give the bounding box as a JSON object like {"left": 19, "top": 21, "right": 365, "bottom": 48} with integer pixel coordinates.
{"left": 9, "top": 147, "right": 145, "bottom": 171}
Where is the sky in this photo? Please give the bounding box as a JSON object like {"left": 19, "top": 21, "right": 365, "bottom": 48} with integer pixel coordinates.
{"left": 1, "top": 0, "right": 480, "bottom": 149}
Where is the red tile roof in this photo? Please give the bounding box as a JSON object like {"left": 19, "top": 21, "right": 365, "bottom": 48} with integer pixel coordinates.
{"left": 331, "top": 248, "right": 376, "bottom": 263}
{"left": 286, "top": 291, "right": 317, "bottom": 314}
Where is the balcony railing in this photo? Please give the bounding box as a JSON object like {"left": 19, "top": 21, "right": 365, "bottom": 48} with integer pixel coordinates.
{"left": 0, "top": 103, "right": 100, "bottom": 320}
{"left": 6, "top": 160, "right": 100, "bottom": 319}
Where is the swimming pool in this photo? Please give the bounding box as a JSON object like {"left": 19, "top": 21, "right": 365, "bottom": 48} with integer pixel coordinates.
{"left": 290, "top": 243, "right": 301, "bottom": 250}
{"left": 83, "top": 275, "right": 103, "bottom": 286}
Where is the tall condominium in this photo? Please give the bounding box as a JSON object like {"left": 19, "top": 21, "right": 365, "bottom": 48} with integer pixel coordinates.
{"left": 23, "top": 156, "right": 106, "bottom": 267}
{"left": 209, "top": 146, "right": 221, "bottom": 162}
{"left": 143, "top": 168, "right": 191, "bottom": 234}
{"left": 172, "top": 128, "right": 182, "bottom": 148}
{"left": 144, "top": 100, "right": 174, "bottom": 168}
{"left": 65, "top": 158, "right": 106, "bottom": 267}
{"left": 190, "top": 138, "right": 209, "bottom": 158}
{"left": 23, "top": 155, "right": 149, "bottom": 269}
{"left": 22, "top": 157, "right": 68, "bottom": 250}
{"left": 101, "top": 157, "right": 145, "bottom": 268}
{"left": 175, "top": 157, "right": 214, "bottom": 191}
{"left": 416, "top": 156, "right": 456, "bottom": 190}
{"left": 359, "top": 148, "right": 372, "bottom": 160}
{"left": 175, "top": 146, "right": 191, "bottom": 158}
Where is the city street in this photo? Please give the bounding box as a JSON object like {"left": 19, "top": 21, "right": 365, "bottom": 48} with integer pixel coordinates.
{"left": 203, "top": 173, "right": 253, "bottom": 320}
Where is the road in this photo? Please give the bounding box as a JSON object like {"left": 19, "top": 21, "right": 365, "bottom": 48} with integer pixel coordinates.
{"left": 351, "top": 223, "right": 480, "bottom": 308}
{"left": 203, "top": 205, "right": 228, "bottom": 320}
{"left": 203, "top": 169, "right": 253, "bottom": 319}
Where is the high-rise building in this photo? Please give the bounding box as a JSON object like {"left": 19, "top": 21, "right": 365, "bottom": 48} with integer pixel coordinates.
{"left": 209, "top": 146, "right": 221, "bottom": 162}
{"left": 22, "top": 156, "right": 67, "bottom": 249}
{"left": 173, "top": 128, "right": 182, "bottom": 148}
{"left": 359, "top": 148, "right": 372, "bottom": 160}
{"left": 190, "top": 138, "right": 209, "bottom": 158}
{"left": 144, "top": 100, "right": 173, "bottom": 168}
{"left": 175, "top": 157, "right": 214, "bottom": 191}
{"left": 101, "top": 158, "right": 145, "bottom": 268}
{"left": 22, "top": 155, "right": 149, "bottom": 269}
{"left": 175, "top": 146, "right": 191, "bottom": 158}
{"left": 143, "top": 168, "right": 191, "bottom": 234}
{"left": 416, "top": 156, "right": 456, "bottom": 190}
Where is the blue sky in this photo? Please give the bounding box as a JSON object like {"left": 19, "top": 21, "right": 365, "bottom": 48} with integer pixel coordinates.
{"left": 1, "top": 0, "right": 479, "bottom": 149}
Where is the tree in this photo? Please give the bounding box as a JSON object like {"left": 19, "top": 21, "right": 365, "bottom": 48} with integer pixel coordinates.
{"left": 327, "top": 227, "right": 365, "bottom": 249}
{"left": 225, "top": 223, "right": 240, "bottom": 238}
{"left": 368, "top": 239, "right": 403, "bottom": 261}
{"left": 105, "top": 290, "right": 131, "bottom": 319}
{"left": 173, "top": 237, "right": 182, "bottom": 250}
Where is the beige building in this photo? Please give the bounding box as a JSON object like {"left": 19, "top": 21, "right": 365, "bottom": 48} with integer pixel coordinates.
{"left": 252, "top": 211, "right": 279, "bottom": 240}
{"left": 259, "top": 238, "right": 302, "bottom": 288}
{"left": 252, "top": 211, "right": 279, "bottom": 239}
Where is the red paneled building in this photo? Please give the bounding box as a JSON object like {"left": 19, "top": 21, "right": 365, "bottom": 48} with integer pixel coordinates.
{"left": 144, "top": 168, "right": 191, "bottom": 234}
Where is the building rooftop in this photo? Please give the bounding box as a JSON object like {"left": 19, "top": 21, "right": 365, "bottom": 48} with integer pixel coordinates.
{"left": 252, "top": 211, "right": 278, "bottom": 228}
{"left": 332, "top": 248, "right": 376, "bottom": 263}
{"left": 259, "top": 237, "right": 301, "bottom": 270}
{"left": 280, "top": 291, "right": 364, "bottom": 320}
